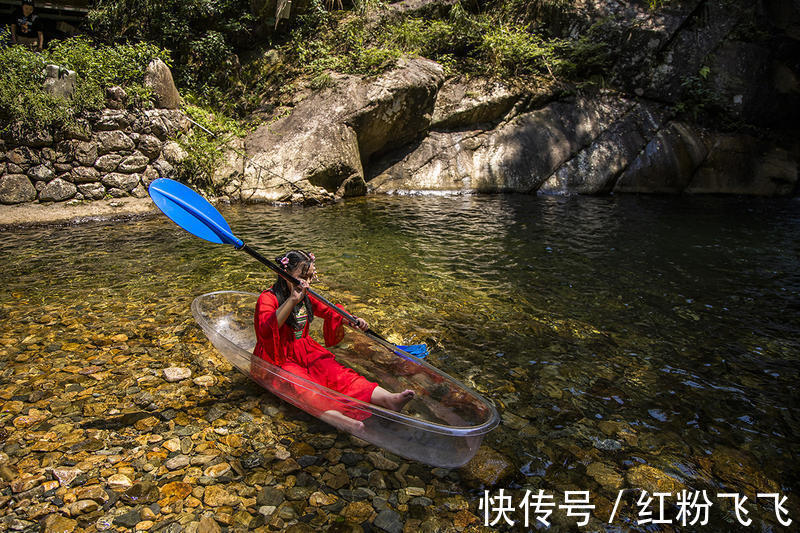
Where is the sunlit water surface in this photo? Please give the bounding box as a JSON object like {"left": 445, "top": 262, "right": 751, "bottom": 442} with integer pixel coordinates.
{"left": 1, "top": 194, "right": 798, "bottom": 530}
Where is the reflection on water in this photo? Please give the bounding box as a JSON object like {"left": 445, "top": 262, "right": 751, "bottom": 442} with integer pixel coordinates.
{"left": 1, "top": 194, "right": 798, "bottom": 530}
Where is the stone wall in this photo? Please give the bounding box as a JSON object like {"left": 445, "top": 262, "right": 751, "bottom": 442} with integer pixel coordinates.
{"left": 0, "top": 109, "right": 190, "bottom": 205}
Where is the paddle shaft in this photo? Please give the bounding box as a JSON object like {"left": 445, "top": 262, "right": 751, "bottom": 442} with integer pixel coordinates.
{"left": 146, "top": 178, "right": 398, "bottom": 348}
{"left": 240, "top": 244, "right": 386, "bottom": 341}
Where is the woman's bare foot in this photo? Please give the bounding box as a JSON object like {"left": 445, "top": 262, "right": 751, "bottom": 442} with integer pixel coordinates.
{"left": 321, "top": 410, "right": 365, "bottom": 433}
{"left": 372, "top": 387, "right": 415, "bottom": 411}
{"left": 386, "top": 389, "right": 415, "bottom": 411}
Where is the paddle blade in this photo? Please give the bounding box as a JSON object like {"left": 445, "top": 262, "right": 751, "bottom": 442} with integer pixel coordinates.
{"left": 149, "top": 178, "right": 243, "bottom": 248}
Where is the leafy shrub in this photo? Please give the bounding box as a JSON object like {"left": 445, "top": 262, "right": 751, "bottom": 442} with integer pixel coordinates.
{"left": 47, "top": 38, "right": 166, "bottom": 88}
{"left": 176, "top": 104, "right": 250, "bottom": 193}
{"left": 87, "top": 0, "right": 253, "bottom": 102}
{"left": 479, "top": 24, "right": 570, "bottom": 77}
{"left": 0, "top": 38, "right": 168, "bottom": 133}
{"left": 675, "top": 66, "right": 723, "bottom": 121}
{"left": 0, "top": 46, "right": 73, "bottom": 131}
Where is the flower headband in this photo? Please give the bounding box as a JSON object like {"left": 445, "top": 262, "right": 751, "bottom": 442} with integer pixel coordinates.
{"left": 279, "top": 252, "right": 315, "bottom": 268}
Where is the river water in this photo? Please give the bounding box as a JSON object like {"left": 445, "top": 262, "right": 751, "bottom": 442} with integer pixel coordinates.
{"left": 1, "top": 194, "right": 798, "bottom": 530}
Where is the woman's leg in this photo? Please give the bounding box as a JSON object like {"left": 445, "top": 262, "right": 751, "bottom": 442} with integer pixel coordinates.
{"left": 312, "top": 356, "right": 414, "bottom": 412}
{"left": 370, "top": 386, "right": 415, "bottom": 411}
{"left": 319, "top": 410, "right": 365, "bottom": 433}
{"left": 280, "top": 359, "right": 365, "bottom": 430}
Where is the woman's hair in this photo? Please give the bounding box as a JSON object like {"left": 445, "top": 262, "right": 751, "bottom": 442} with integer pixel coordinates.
{"left": 271, "top": 250, "right": 315, "bottom": 330}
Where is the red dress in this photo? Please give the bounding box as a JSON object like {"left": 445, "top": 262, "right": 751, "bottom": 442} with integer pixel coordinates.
{"left": 253, "top": 289, "right": 378, "bottom": 420}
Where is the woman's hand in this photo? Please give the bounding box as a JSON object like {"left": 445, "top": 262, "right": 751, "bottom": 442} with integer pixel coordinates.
{"left": 351, "top": 317, "right": 369, "bottom": 331}
{"left": 290, "top": 279, "right": 309, "bottom": 304}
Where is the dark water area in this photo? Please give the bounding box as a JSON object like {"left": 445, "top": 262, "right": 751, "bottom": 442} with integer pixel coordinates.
{"left": 1, "top": 194, "right": 798, "bottom": 530}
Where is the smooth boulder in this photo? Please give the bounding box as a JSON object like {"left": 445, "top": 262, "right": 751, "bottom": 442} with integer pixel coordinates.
{"left": 144, "top": 59, "right": 181, "bottom": 110}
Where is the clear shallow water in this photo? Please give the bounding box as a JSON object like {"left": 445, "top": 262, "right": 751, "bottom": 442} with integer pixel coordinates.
{"left": 1, "top": 194, "right": 798, "bottom": 530}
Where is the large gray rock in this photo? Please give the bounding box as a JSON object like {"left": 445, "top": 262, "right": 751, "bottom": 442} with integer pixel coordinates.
{"left": 369, "top": 96, "right": 627, "bottom": 193}
{"left": 71, "top": 166, "right": 101, "bottom": 183}
{"left": 685, "top": 134, "right": 798, "bottom": 195}
{"left": 131, "top": 184, "right": 149, "bottom": 198}
{"left": 368, "top": 128, "right": 481, "bottom": 193}
{"left": 161, "top": 142, "right": 187, "bottom": 166}
{"left": 142, "top": 166, "right": 159, "bottom": 186}
{"left": 540, "top": 101, "right": 666, "bottom": 195}
{"left": 137, "top": 135, "right": 163, "bottom": 160}
{"left": 77, "top": 182, "right": 106, "bottom": 200}
{"left": 96, "top": 131, "right": 135, "bottom": 154}
{"left": 240, "top": 120, "right": 355, "bottom": 203}
{"left": 624, "top": 1, "right": 788, "bottom": 125}
{"left": 94, "top": 154, "right": 122, "bottom": 172}
{"left": 142, "top": 109, "right": 190, "bottom": 140}
{"left": 102, "top": 172, "right": 141, "bottom": 192}
{"left": 106, "top": 85, "right": 128, "bottom": 110}
{"left": 431, "top": 77, "right": 520, "bottom": 130}
{"left": 107, "top": 187, "right": 129, "bottom": 198}
{"left": 27, "top": 164, "right": 55, "bottom": 182}
{"left": 238, "top": 57, "right": 444, "bottom": 203}
{"left": 152, "top": 158, "right": 175, "bottom": 179}
{"left": 118, "top": 153, "right": 149, "bottom": 174}
{"left": 43, "top": 64, "right": 76, "bottom": 99}
{"left": 342, "top": 57, "right": 445, "bottom": 164}
{"left": 614, "top": 121, "right": 708, "bottom": 194}
{"left": 94, "top": 110, "right": 131, "bottom": 132}
{"left": 75, "top": 141, "right": 98, "bottom": 166}
{"left": 6, "top": 147, "right": 38, "bottom": 168}
{"left": 39, "top": 178, "right": 77, "bottom": 202}
{"left": 548, "top": 0, "right": 797, "bottom": 127}
{"left": 0, "top": 174, "right": 37, "bottom": 204}
{"left": 144, "top": 59, "right": 181, "bottom": 109}
{"left": 214, "top": 138, "right": 247, "bottom": 195}
{"left": 6, "top": 162, "right": 24, "bottom": 174}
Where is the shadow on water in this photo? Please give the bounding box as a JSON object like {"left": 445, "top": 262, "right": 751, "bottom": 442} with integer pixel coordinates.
{"left": 0, "top": 194, "right": 798, "bottom": 530}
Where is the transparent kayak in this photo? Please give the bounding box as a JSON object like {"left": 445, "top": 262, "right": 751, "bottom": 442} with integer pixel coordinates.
{"left": 191, "top": 291, "right": 499, "bottom": 468}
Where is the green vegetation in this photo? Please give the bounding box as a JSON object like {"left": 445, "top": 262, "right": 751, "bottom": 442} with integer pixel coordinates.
{"left": 282, "top": 1, "right": 610, "bottom": 81}
{"left": 0, "top": 37, "right": 168, "bottom": 133}
{"left": 176, "top": 104, "right": 251, "bottom": 194}
{"left": 2, "top": 0, "right": 615, "bottom": 128}
{"left": 86, "top": 0, "right": 255, "bottom": 109}
{"left": 675, "top": 66, "right": 723, "bottom": 122}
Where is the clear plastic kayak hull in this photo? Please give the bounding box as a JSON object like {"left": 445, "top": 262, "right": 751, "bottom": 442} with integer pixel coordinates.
{"left": 191, "top": 291, "right": 500, "bottom": 468}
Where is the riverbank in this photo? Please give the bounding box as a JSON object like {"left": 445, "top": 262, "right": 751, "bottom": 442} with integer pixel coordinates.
{"left": 0, "top": 197, "right": 158, "bottom": 228}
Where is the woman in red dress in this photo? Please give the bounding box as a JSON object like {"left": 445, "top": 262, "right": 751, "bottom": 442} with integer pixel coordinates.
{"left": 253, "top": 250, "right": 414, "bottom": 431}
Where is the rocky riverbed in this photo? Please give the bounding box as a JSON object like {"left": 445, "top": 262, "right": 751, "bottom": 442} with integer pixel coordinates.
{"left": 3, "top": 289, "right": 794, "bottom": 532}
{"left": 0, "top": 292, "right": 513, "bottom": 533}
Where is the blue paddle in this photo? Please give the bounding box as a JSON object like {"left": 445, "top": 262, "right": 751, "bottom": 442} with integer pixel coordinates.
{"left": 148, "top": 178, "right": 428, "bottom": 358}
